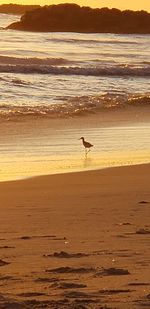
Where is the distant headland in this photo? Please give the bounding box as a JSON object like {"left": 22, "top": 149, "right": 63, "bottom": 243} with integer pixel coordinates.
{"left": 5, "top": 3, "right": 150, "bottom": 34}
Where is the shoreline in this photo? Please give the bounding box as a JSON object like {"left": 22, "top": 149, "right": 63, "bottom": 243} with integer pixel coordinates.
{"left": 1, "top": 161, "right": 150, "bottom": 184}
{"left": 0, "top": 163, "right": 150, "bottom": 308}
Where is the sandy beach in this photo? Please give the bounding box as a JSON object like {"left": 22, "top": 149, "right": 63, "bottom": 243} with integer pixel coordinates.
{"left": 0, "top": 163, "right": 150, "bottom": 308}
{"left": 0, "top": 9, "right": 150, "bottom": 309}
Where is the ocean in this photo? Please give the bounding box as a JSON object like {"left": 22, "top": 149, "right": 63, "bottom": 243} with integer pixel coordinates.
{"left": 0, "top": 13, "right": 150, "bottom": 181}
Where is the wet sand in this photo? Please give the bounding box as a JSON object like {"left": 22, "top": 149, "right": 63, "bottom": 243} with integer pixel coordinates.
{"left": 0, "top": 164, "right": 150, "bottom": 308}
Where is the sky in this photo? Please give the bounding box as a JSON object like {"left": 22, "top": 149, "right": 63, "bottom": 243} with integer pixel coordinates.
{"left": 0, "top": 0, "right": 150, "bottom": 12}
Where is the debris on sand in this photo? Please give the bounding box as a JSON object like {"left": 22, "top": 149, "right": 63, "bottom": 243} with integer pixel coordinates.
{"left": 52, "top": 282, "right": 87, "bottom": 289}
{"left": 0, "top": 259, "right": 10, "bottom": 267}
{"left": 138, "top": 201, "right": 150, "bottom": 204}
{"left": 63, "top": 290, "right": 89, "bottom": 298}
{"left": 96, "top": 267, "right": 130, "bottom": 276}
{"left": 98, "top": 289, "right": 132, "bottom": 294}
{"left": 136, "top": 228, "right": 150, "bottom": 234}
{"left": 44, "top": 251, "right": 89, "bottom": 258}
{"left": 128, "top": 282, "right": 150, "bottom": 286}
{"left": 18, "top": 292, "right": 46, "bottom": 297}
{"left": 0, "top": 246, "right": 15, "bottom": 249}
{"left": 46, "top": 266, "right": 95, "bottom": 274}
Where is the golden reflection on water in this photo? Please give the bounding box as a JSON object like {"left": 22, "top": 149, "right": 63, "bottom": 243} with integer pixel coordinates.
{"left": 83, "top": 154, "right": 93, "bottom": 169}
{"left": 0, "top": 149, "right": 150, "bottom": 182}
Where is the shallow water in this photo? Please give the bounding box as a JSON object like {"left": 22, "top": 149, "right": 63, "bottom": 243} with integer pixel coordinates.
{"left": 0, "top": 14, "right": 150, "bottom": 118}
{"left": 0, "top": 118, "right": 150, "bottom": 181}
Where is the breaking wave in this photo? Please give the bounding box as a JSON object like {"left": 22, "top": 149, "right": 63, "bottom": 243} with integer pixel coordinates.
{"left": 46, "top": 37, "right": 139, "bottom": 45}
{"left": 0, "top": 56, "right": 149, "bottom": 77}
{"left": 0, "top": 63, "right": 150, "bottom": 77}
{"left": 0, "top": 93, "right": 150, "bottom": 120}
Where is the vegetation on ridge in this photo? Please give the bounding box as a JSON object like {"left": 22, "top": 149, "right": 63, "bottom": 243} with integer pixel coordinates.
{"left": 0, "top": 4, "right": 40, "bottom": 15}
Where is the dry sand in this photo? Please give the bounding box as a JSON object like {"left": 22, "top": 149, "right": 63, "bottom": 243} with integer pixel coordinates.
{"left": 0, "top": 164, "right": 150, "bottom": 308}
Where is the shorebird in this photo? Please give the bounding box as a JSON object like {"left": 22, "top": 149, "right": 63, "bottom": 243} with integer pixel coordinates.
{"left": 79, "top": 137, "right": 93, "bottom": 154}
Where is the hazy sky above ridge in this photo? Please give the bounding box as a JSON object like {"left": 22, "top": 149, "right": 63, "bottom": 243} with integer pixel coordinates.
{"left": 0, "top": 0, "right": 150, "bottom": 12}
